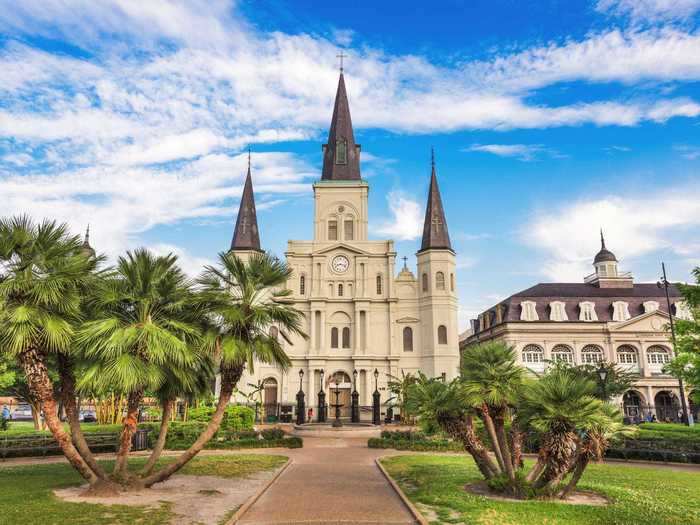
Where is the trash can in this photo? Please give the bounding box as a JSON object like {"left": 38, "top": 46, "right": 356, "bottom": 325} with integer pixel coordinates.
{"left": 131, "top": 429, "right": 150, "bottom": 451}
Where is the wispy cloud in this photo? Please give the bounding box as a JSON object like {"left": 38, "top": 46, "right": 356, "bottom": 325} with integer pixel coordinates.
{"left": 596, "top": 0, "right": 700, "bottom": 22}
{"left": 464, "top": 143, "right": 559, "bottom": 162}
{"left": 674, "top": 144, "right": 700, "bottom": 159}
{"left": 375, "top": 192, "right": 423, "bottom": 241}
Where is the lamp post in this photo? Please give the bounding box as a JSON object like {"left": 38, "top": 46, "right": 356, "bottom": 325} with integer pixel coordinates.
{"left": 332, "top": 375, "right": 343, "bottom": 427}
{"left": 372, "top": 368, "right": 381, "bottom": 425}
{"left": 658, "top": 262, "right": 693, "bottom": 426}
{"left": 296, "top": 368, "right": 305, "bottom": 425}
{"left": 318, "top": 368, "right": 326, "bottom": 423}
{"left": 351, "top": 369, "right": 360, "bottom": 423}
{"left": 597, "top": 362, "right": 608, "bottom": 401}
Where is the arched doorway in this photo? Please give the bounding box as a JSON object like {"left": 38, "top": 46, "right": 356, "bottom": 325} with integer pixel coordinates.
{"left": 655, "top": 391, "right": 680, "bottom": 422}
{"left": 263, "top": 378, "right": 278, "bottom": 422}
{"left": 328, "top": 371, "right": 352, "bottom": 418}
{"left": 622, "top": 390, "right": 644, "bottom": 422}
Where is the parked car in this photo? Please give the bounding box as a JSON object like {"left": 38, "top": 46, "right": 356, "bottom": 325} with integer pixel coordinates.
{"left": 79, "top": 410, "right": 97, "bottom": 423}
{"left": 12, "top": 405, "right": 33, "bottom": 421}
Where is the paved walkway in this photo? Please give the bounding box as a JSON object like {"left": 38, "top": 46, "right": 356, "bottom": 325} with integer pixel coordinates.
{"left": 236, "top": 436, "right": 418, "bottom": 525}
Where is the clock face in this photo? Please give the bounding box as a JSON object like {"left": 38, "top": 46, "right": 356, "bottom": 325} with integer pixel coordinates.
{"left": 331, "top": 255, "right": 350, "bottom": 273}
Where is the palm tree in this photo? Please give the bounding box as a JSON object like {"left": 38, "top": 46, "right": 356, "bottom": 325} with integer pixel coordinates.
{"left": 386, "top": 370, "right": 417, "bottom": 424}
{"left": 406, "top": 372, "right": 499, "bottom": 479}
{"left": 142, "top": 251, "right": 306, "bottom": 487}
{"left": 461, "top": 342, "right": 525, "bottom": 483}
{"left": 0, "top": 216, "right": 101, "bottom": 486}
{"left": 77, "top": 249, "right": 204, "bottom": 480}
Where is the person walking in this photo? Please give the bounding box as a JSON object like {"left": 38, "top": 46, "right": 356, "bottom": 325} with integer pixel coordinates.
{"left": 1, "top": 405, "right": 10, "bottom": 420}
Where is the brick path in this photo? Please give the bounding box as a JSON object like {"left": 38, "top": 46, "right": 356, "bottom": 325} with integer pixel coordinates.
{"left": 235, "top": 436, "right": 418, "bottom": 525}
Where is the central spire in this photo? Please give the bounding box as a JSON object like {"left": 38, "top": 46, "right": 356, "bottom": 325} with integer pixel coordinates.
{"left": 230, "top": 151, "right": 262, "bottom": 252}
{"left": 321, "top": 71, "right": 361, "bottom": 181}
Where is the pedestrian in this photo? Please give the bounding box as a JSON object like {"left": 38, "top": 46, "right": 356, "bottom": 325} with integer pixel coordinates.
{"left": 307, "top": 407, "right": 313, "bottom": 421}
{"left": 1, "top": 405, "right": 9, "bottom": 420}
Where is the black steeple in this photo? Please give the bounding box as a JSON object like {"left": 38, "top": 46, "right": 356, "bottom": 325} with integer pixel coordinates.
{"left": 230, "top": 152, "right": 262, "bottom": 252}
{"left": 81, "top": 225, "right": 96, "bottom": 258}
{"left": 419, "top": 150, "right": 452, "bottom": 252}
{"left": 594, "top": 229, "right": 617, "bottom": 263}
{"left": 321, "top": 71, "right": 361, "bottom": 181}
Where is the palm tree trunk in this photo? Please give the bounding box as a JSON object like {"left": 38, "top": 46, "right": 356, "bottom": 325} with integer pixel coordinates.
{"left": 113, "top": 389, "right": 143, "bottom": 478}
{"left": 480, "top": 406, "right": 507, "bottom": 475}
{"left": 19, "top": 347, "right": 98, "bottom": 485}
{"left": 534, "top": 431, "right": 577, "bottom": 490}
{"left": 493, "top": 410, "right": 515, "bottom": 482}
{"left": 559, "top": 455, "right": 589, "bottom": 499}
{"left": 57, "top": 354, "right": 107, "bottom": 479}
{"left": 140, "top": 398, "right": 174, "bottom": 476}
{"left": 142, "top": 365, "right": 241, "bottom": 488}
{"left": 441, "top": 415, "right": 500, "bottom": 479}
{"left": 509, "top": 422, "right": 524, "bottom": 470}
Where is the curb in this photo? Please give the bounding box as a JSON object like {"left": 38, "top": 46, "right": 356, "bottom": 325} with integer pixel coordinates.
{"left": 375, "top": 456, "right": 428, "bottom": 525}
{"left": 227, "top": 457, "right": 293, "bottom": 525}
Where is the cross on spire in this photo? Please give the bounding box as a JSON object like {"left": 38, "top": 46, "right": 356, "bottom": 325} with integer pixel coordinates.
{"left": 247, "top": 147, "right": 251, "bottom": 172}
{"left": 336, "top": 51, "right": 346, "bottom": 72}
{"left": 402, "top": 256, "right": 408, "bottom": 270}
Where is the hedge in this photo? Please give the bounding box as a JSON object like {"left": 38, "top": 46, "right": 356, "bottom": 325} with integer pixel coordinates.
{"left": 368, "top": 437, "right": 462, "bottom": 452}
{"left": 186, "top": 405, "right": 255, "bottom": 432}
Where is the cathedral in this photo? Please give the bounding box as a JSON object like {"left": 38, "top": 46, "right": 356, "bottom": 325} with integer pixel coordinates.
{"left": 228, "top": 71, "right": 461, "bottom": 419}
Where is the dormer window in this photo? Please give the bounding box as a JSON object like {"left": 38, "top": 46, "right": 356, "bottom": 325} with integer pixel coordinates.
{"left": 579, "top": 301, "right": 598, "bottom": 322}
{"left": 612, "top": 301, "right": 630, "bottom": 321}
{"left": 643, "top": 301, "right": 659, "bottom": 313}
{"left": 336, "top": 139, "right": 347, "bottom": 164}
{"left": 549, "top": 301, "right": 568, "bottom": 322}
{"left": 520, "top": 301, "right": 538, "bottom": 321}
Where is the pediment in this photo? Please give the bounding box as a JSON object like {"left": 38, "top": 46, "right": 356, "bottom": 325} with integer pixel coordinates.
{"left": 396, "top": 316, "right": 420, "bottom": 324}
{"left": 610, "top": 310, "right": 671, "bottom": 332}
{"left": 314, "top": 243, "right": 371, "bottom": 256}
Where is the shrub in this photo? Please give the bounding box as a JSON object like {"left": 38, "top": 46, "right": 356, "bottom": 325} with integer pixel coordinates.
{"left": 0, "top": 416, "right": 8, "bottom": 432}
{"left": 187, "top": 405, "right": 255, "bottom": 432}
{"left": 260, "top": 428, "right": 285, "bottom": 440}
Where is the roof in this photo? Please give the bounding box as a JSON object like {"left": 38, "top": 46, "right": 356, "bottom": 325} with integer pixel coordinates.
{"left": 594, "top": 231, "right": 617, "bottom": 264}
{"left": 321, "top": 72, "right": 361, "bottom": 181}
{"left": 419, "top": 153, "right": 452, "bottom": 252}
{"left": 230, "top": 163, "right": 262, "bottom": 252}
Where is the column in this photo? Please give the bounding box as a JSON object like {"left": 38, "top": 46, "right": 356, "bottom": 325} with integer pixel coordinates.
{"left": 354, "top": 305, "right": 361, "bottom": 353}
{"left": 363, "top": 310, "right": 370, "bottom": 354}
{"left": 309, "top": 310, "right": 316, "bottom": 356}
{"left": 639, "top": 341, "right": 649, "bottom": 378}
{"left": 320, "top": 310, "right": 326, "bottom": 352}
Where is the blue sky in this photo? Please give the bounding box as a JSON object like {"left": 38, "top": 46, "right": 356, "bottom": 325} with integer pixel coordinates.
{"left": 1, "top": 0, "right": 699, "bottom": 328}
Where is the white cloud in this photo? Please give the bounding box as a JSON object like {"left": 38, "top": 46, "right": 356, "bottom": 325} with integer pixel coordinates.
{"left": 149, "top": 243, "right": 214, "bottom": 277}
{"left": 465, "top": 144, "right": 552, "bottom": 161}
{"left": 675, "top": 144, "right": 700, "bottom": 159}
{"left": 522, "top": 184, "right": 700, "bottom": 281}
{"left": 596, "top": 0, "right": 700, "bottom": 22}
{"left": 375, "top": 192, "right": 424, "bottom": 241}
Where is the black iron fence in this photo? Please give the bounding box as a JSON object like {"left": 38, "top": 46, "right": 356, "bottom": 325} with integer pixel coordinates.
{"left": 621, "top": 403, "right": 700, "bottom": 424}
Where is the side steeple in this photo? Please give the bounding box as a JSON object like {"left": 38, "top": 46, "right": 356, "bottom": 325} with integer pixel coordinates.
{"left": 321, "top": 71, "right": 361, "bottom": 181}
{"left": 230, "top": 152, "right": 262, "bottom": 252}
{"left": 419, "top": 150, "right": 452, "bottom": 252}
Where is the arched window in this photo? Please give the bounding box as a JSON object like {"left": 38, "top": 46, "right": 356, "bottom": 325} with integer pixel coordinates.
{"left": 522, "top": 344, "right": 544, "bottom": 364}
{"left": 436, "top": 271, "right": 445, "bottom": 290}
{"left": 437, "top": 325, "right": 448, "bottom": 344}
{"left": 299, "top": 275, "right": 305, "bottom": 296}
{"left": 328, "top": 220, "right": 338, "bottom": 241}
{"left": 450, "top": 273, "right": 455, "bottom": 292}
{"left": 342, "top": 327, "right": 351, "bottom": 348}
{"left": 403, "top": 327, "right": 413, "bottom": 352}
{"left": 617, "top": 345, "right": 638, "bottom": 364}
{"left": 581, "top": 344, "right": 603, "bottom": 364}
{"left": 269, "top": 326, "right": 279, "bottom": 340}
{"left": 551, "top": 344, "right": 574, "bottom": 364}
{"left": 376, "top": 274, "right": 383, "bottom": 295}
{"left": 331, "top": 327, "right": 339, "bottom": 349}
{"left": 336, "top": 139, "right": 347, "bottom": 164}
{"left": 338, "top": 284, "right": 344, "bottom": 297}
{"left": 422, "top": 273, "right": 428, "bottom": 292}
{"left": 647, "top": 345, "right": 671, "bottom": 365}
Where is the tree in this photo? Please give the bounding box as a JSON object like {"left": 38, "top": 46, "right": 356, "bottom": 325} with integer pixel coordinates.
{"left": 547, "top": 359, "right": 637, "bottom": 402}
{"left": 141, "top": 251, "right": 306, "bottom": 487}
{"left": 409, "top": 342, "right": 630, "bottom": 499}
{"left": 386, "top": 370, "right": 417, "bottom": 424}
{"left": 0, "top": 216, "right": 102, "bottom": 486}
{"left": 668, "top": 267, "right": 700, "bottom": 392}
{"left": 77, "top": 249, "right": 205, "bottom": 481}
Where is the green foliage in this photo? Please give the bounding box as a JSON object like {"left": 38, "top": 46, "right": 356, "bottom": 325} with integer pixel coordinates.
{"left": 382, "top": 455, "right": 700, "bottom": 525}
{"left": 0, "top": 415, "right": 8, "bottom": 431}
{"left": 547, "top": 359, "right": 638, "bottom": 401}
{"left": 187, "top": 405, "right": 255, "bottom": 432}
{"left": 460, "top": 341, "right": 524, "bottom": 409}
{"left": 368, "top": 437, "right": 462, "bottom": 452}
{"left": 260, "top": 427, "right": 285, "bottom": 440}
{"left": 386, "top": 370, "right": 417, "bottom": 423}
{"left": 668, "top": 267, "right": 700, "bottom": 391}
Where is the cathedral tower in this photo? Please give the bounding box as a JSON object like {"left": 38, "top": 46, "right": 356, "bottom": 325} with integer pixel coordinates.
{"left": 416, "top": 152, "right": 459, "bottom": 377}
{"left": 230, "top": 153, "right": 262, "bottom": 262}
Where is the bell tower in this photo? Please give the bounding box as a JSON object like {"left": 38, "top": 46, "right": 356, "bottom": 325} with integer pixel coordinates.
{"left": 416, "top": 151, "right": 459, "bottom": 379}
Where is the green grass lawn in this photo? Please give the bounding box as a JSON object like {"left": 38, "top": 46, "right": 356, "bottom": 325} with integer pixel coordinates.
{"left": 381, "top": 455, "right": 700, "bottom": 525}
{"left": 0, "top": 454, "right": 288, "bottom": 525}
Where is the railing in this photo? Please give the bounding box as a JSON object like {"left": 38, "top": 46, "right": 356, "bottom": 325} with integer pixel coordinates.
{"left": 620, "top": 403, "right": 699, "bottom": 424}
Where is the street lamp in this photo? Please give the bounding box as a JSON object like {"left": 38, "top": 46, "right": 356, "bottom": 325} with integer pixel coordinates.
{"left": 374, "top": 368, "right": 379, "bottom": 391}
{"left": 318, "top": 369, "right": 326, "bottom": 423}
{"left": 351, "top": 369, "right": 359, "bottom": 423}
{"left": 372, "top": 368, "right": 380, "bottom": 425}
{"left": 657, "top": 262, "right": 693, "bottom": 426}
{"left": 296, "top": 368, "right": 305, "bottom": 425}
{"left": 597, "top": 362, "right": 608, "bottom": 401}
{"left": 298, "top": 368, "right": 304, "bottom": 390}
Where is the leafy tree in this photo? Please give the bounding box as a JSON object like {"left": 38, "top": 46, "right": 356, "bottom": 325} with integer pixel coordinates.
{"left": 141, "top": 251, "right": 305, "bottom": 487}
{"left": 667, "top": 267, "right": 700, "bottom": 394}
{"left": 386, "top": 370, "right": 417, "bottom": 424}
{"left": 546, "top": 359, "right": 637, "bottom": 402}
